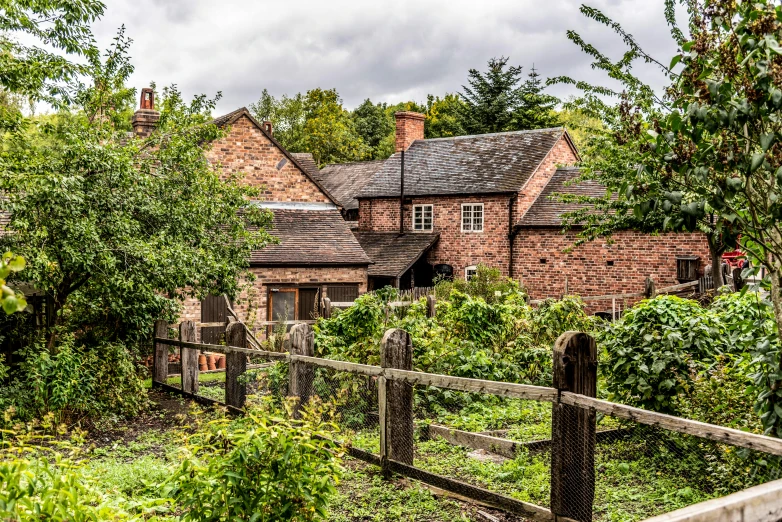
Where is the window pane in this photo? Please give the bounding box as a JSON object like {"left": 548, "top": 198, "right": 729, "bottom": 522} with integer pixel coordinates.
{"left": 271, "top": 292, "right": 295, "bottom": 322}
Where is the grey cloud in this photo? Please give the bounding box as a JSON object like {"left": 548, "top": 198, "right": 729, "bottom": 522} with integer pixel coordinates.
{"left": 92, "top": 0, "right": 682, "bottom": 115}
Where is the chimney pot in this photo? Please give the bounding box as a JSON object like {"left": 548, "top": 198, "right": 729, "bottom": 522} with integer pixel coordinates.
{"left": 394, "top": 111, "right": 425, "bottom": 153}
{"left": 262, "top": 121, "right": 273, "bottom": 136}
{"left": 132, "top": 87, "right": 160, "bottom": 138}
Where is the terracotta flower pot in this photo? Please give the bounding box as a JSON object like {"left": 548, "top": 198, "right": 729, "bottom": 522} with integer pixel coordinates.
{"left": 207, "top": 355, "right": 216, "bottom": 371}
{"left": 198, "top": 354, "right": 206, "bottom": 365}
{"left": 217, "top": 355, "right": 226, "bottom": 369}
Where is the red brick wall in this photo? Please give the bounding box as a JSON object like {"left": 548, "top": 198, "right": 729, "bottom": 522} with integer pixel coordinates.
{"left": 514, "top": 229, "right": 710, "bottom": 307}
{"left": 516, "top": 135, "right": 579, "bottom": 218}
{"left": 178, "top": 266, "right": 367, "bottom": 339}
{"left": 207, "top": 114, "right": 330, "bottom": 203}
{"left": 359, "top": 195, "right": 513, "bottom": 278}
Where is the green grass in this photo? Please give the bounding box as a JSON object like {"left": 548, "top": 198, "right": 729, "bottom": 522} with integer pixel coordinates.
{"left": 143, "top": 371, "right": 226, "bottom": 389}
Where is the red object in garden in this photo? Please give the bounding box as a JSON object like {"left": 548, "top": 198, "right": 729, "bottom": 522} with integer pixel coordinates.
{"left": 722, "top": 249, "right": 745, "bottom": 268}
{"left": 207, "top": 354, "right": 216, "bottom": 371}
{"left": 217, "top": 356, "right": 226, "bottom": 369}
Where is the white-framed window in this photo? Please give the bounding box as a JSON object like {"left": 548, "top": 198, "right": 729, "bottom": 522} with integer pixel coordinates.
{"left": 465, "top": 265, "right": 478, "bottom": 280}
{"left": 461, "top": 203, "right": 484, "bottom": 232}
{"left": 413, "top": 204, "right": 434, "bottom": 232}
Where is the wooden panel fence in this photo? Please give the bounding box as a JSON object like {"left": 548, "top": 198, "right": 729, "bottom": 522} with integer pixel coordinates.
{"left": 151, "top": 324, "right": 782, "bottom": 521}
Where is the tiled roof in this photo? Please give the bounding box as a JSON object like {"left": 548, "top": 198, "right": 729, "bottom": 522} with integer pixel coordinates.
{"left": 356, "top": 128, "right": 567, "bottom": 198}
{"left": 250, "top": 204, "right": 371, "bottom": 266}
{"left": 316, "top": 160, "right": 386, "bottom": 210}
{"left": 352, "top": 231, "right": 439, "bottom": 277}
{"left": 211, "top": 108, "right": 340, "bottom": 207}
{"left": 290, "top": 153, "right": 320, "bottom": 179}
{"left": 517, "top": 168, "right": 607, "bottom": 228}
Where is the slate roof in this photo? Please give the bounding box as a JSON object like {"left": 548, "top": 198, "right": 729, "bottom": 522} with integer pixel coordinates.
{"left": 290, "top": 153, "right": 320, "bottom": 179}
{"left": 517, "top": 168, "right": 607, "bottom": 228}
{"left": 249, "top": 204, "right": 371, "bottom": 266}
{"left": 352, "top": 231, "right": 439, "bottom": 277}
{"left": 356, "top": 128, "right": 570, "bottom": 198}
{"left": 211, "top": 108, "right": 340, "bottom": 207}
{"left": 316, "top": 160, "right": 386, "bottom": 210}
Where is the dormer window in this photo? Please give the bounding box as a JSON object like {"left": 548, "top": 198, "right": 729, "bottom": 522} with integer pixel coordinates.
{"left": 461, "top": 203, "right": 484, "bottom": 232}
{"left": 413, "top": 204, "right": 433, "bottom": 232}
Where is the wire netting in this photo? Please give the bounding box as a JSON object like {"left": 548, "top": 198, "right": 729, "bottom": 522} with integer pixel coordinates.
{"left": 588, "top": 414, "right": 782, "bottom": 521}
{"left": 409, "top": 384, "right": 554, "bottom": 510}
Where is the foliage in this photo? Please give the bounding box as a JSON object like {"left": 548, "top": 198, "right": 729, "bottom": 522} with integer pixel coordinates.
{"left": 513, "top": 66, "right": 560, "bottom": 130}
{"left": 434, "top": 264, "right": 525, "bottom": 304}
{"left": 0, "top": 252, "right": 26, "bottom": 314}
{"left": 424, "top": 94, "right": 467, "bottom": 139}
{"left": 1, "top": 335, "right": 146, "bottom": 424}
{"left": 249, "top": 89, "right": 307, "bottom": 151}
{"left": 600, "top": 296, "right": 722, "bottom": 414}
{"left": 165, "top": 398, "right": 343, "bottom": 522}
{"left": 351, "top": 99, "right": 394, "bottom": 160}
{"left": 0, "top": 35, "right": 274, "bottom": 355}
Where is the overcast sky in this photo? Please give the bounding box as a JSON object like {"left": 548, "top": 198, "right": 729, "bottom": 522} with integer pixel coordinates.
{"left": 91, "top": 0, "right": 682, "bottom": 115}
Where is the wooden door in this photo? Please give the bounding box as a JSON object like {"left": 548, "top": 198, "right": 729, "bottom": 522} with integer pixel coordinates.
{"left": 327, "top": 285, "right": 359, "bottom": 303}
{"left": 201, "top": 294, "right": 227, "bottom": 344}
{"left": 298, "top": 288, "right": 320, "bottom": 321}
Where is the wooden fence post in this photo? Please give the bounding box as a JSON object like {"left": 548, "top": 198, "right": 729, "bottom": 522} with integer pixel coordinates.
{"left": 290, "top": 323, "right": 315, "bottom": 418}
{"left": 551, "top": 332, "right": 598, "bottom": 522}
{"left": 153, "top": 320, "right": 168, "bottom": 384}
{"left": 426, "top": 295, "right": 436, "bottom": 318}
{"left": 179, "top": 320, "right": 198, "bottom": 395}
{"left": 645, "top": 276, "right": 656, "bottom": 299}
{"left": 733, "top": 267, "right": 745, "bottom": 291}
{"left": 225, "top": 322, "right": 247, "bottom": 409}
{"left": 382, "top": 328, "right": 414, "bottom": 466}
{"left": 323, "top": 297, "right": 332, "bottom": 319}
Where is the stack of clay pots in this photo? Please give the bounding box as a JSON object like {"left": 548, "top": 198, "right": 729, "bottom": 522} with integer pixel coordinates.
{"left": 198, "top": 354, "right": 207, "bottom": 372}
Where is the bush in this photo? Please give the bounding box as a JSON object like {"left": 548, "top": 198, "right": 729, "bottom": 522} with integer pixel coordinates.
{"left": 1, "top": 336, "right": 146, "bottom": 425}
{"left": 599, "top": 296, "right": 722, "bottom": 414}
{"left": 166, "top": 398, "right": 343, "bottom": 522}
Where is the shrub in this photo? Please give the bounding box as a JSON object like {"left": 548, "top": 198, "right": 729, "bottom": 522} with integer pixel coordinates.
{"left": 600, "top": 296, "right": 722, "bottom": 414}
{"left": 1, "top": 336, "right": 146, "bottom": 425}
{"left": 166, "top": 398, "right": 343, "bottom": 522}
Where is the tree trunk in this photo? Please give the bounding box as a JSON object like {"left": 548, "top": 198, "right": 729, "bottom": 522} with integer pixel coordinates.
{"left": 707, "top": 233, "right": 725, "bottom": 288}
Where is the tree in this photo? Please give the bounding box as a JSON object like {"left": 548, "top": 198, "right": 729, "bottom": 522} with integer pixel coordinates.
{"left": 0, "top": 33, "right": 274, "bottom": 352}
{"left": 425, "top": 94, "right": 467, "bottom": 139}
{"left": 561, "top": 0, "right": 782, "bottom": 436}
{"left": 459, "top": 57, "right": 523, "bottom": 134}
{"left": 513, "top": 66, "right": 560, "bottom": 130}
{"left": 352, "top": 99, "right": 393, "bottom": 159}
{"left": 301, "top": 88, "right": 368, "bottom": 166}
{"left": 249, "top": 89, "right": 307, "bottom": 152}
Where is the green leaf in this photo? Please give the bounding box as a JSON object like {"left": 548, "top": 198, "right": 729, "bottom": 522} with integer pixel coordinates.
{"left": 8, "top": 256, "right": 25, "bottom": 272}
{"left": 750, "top": 152, "right": 766, "bottom": 172}
{"left": 761, "top": 133, "right": 775, "bottom": 152}
{"left": 669, "top": 54, "right": 682, "bottom": 70}
{"left": 651, "top": 359, "right": 666, "bottom": 375}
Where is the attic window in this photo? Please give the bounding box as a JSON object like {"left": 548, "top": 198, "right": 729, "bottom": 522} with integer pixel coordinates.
{"left": 276, "top": 158, "right": 288, "bottom": 171}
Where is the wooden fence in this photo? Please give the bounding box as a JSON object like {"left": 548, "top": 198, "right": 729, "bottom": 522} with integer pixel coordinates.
{"left": 152, "top": 322, "right": 782, "bottom": 521}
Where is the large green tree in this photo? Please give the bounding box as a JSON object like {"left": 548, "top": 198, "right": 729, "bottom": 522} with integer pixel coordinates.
{"left": 562, "top": 0, "right": 782, "bottom": 436}
{"left": 459, "top": 56, "right": 523, "bottom": 134}
{"left": 249, "top": 89, "right": 307, "bottom": 152}
{"left": 425, "top": 93, "right": 467, "bottom": 138}
{"left": 351, "top": 98, "right": 393, "bottom": 160}
{"left": 513, "top": 66, "right": 560, "bottom": 130}
{"left": 0, "top": 31, "right": 274, "bottom": 352}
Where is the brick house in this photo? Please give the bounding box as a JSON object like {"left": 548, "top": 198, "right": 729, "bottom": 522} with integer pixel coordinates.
{"left": 315, "top": 111, "right": 710, "bottom": 300}
{"left": 130, "top": 99, "right": 371, "bottom": 337}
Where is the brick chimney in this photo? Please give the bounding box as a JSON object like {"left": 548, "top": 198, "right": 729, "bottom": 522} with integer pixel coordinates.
{"left": 132, "top": 87, "right": 160, "bottom": 137}
{"left": 395, "top": 111, "right": 425, "bottom": 152}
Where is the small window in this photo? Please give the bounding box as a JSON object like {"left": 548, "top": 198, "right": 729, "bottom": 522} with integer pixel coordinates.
{"left": 461, "top": 203, "right": 484, "bottom": 232}
{"left": 465, "top": 265, "right": 478, "bottom": 280}
{"left": 413, "top": 204, "right": 434, "bottom": 231}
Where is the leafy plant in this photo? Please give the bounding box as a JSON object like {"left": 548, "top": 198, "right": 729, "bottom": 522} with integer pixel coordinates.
{"left": 600, "top": 296, "right": 722, "bottom": 414}
{"left": 166, "top": 398, "right": 343, "bottom": 522}
{"left": 0, "top": 253, "right": 26, "bottom": 315}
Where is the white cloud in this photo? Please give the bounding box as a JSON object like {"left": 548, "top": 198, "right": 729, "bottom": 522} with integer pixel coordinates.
{"left": 92, "top": 0, "right": 683, "bottom": 115}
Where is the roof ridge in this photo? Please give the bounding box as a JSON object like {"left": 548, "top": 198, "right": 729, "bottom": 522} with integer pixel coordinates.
{"left": 418, "top": 127, "right": 564, "bottom": 143}
{"left": 322, "top": 159, "right": 387, "bottom": 168}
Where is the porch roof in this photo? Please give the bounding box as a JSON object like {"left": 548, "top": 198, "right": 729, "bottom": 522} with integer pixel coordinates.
{"left": 352, "top": 231, "right": 439, "bottom": 278}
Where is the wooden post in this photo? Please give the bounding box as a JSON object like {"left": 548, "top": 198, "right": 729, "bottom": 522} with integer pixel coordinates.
{"left": 381, "top": 328, "right": 414, "bottom": 466}
{"left": 153, "top": 320, "right": 168, "bottom": 384}
{"left": 426, "top": 295, "right": 436, "bottom": 318}
{"left": 733, "top": 267, "right": 745, "bottom": 291}
{"left": 322, "top": 297, "right": 332, "bottom": 319}
{"left": 225, "top": 322, "right": 247, "bottom": 409}
{"left": 550, "top": 332, "right": 597, "bottom": 522}
{"left": 289, "top": 323, "right": 315, "bottom": 418}
{"left": 645, "top": 276, "right": 656, "bottom": 299}
{"left": 564, "top": 276, "right": 569, "bottom": 297}
{"left": 180, "top": 320, "right": 199, "bottom": 394}
{"left": 378, "top": 375, "right": 388, "bottom": 476}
